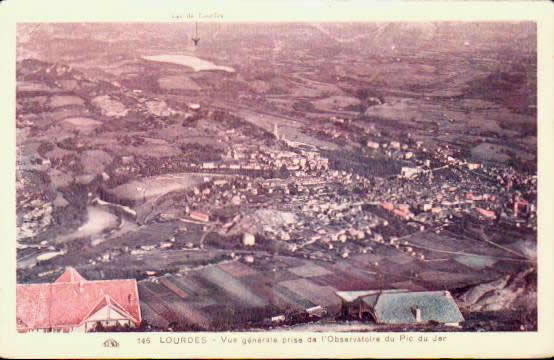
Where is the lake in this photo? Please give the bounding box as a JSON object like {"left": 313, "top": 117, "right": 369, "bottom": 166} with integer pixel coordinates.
{"left": 143, "top": 54, "right": 235, "bottom": 73}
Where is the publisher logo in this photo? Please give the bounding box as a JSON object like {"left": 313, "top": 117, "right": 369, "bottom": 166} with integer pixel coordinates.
{"left": 103, "top": 338, "right": 119, "bottom": 348}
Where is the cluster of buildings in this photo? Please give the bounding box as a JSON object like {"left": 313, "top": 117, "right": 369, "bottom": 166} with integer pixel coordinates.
{"left": 353, "top": 138, "right": 537, "bottom": 230}
{"left": 17, "top": 201, "right": 53, "bottom": 242}
{"left": 110, "top": 141, "right": 330, "bottom": 185}
{"left": 145, "top": 127, "right": 536, "bottom": 266}
{"left": 194, "top": 144, "right": 329, "bottom": 175}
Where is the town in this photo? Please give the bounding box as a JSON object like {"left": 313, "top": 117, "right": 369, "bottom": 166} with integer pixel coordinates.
{"left": 16, "top": 22, "right": 537, "bottom": 332}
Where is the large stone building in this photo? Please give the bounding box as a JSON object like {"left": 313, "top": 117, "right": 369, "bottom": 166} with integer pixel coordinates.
{"left": 17, "top": 267, "right": 141, "bottom": 333}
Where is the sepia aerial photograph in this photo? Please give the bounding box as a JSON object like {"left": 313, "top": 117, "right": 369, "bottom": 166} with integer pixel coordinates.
{"left": 15, "top": 21, "right": 537, "bottom": 334}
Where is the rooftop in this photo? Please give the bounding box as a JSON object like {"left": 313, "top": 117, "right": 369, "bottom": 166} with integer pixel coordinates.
{"left": 17, "top": 268, "right": 141, "bottom": 331}
{"left": 368, "top": 290, "right": 464, "bottom": 324}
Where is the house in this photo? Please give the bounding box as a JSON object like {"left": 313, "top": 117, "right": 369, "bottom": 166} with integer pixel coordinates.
{"left": 381, "top": 202, "right": 394, "bottom": 211}
{"left": 306, "top": 305, "right": 327, "bottom": 318}
{"left": 389, "top": 141, "right": 401, "bottom": 150}
{"left": 392, "top": 208, "right": 412, "bottom": 220}
{"left": 336, "top": 289, "right": 464, "bottom": 326}
{"left": 242, "top": 232, "right": 256, "bottom": 246}
{"left": 190, "top": 211, "right": 209, "bottom": 222}
{"left": 421, "top": 203, "right": 433, "bottom": 212}
{"left": 513, "top": 195, "right": 529, "bottom": 218}
{"left": 366, "top": 140, "right": 380, "bottom": 150}
{"left": 401, "top": 167, "right": 421, "bottom": 179}
{"left": 16, "top": 267, "right": 141, "bottom": 333}
{"left": 271, "top": 314, "right": 286, "bottom": 323}
{"left": 475, "top": 207, "right": 496, "bottom": 220}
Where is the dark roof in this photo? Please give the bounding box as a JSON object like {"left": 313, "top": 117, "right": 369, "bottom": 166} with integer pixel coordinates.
{"left": 336, "top": 289, "right": 407, "bottom": 303}
{"left": 363, "top": 290, "right": 464, "bottom": 324}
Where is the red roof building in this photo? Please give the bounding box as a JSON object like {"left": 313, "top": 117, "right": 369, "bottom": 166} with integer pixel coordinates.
{"left": 475, "top": 207, "right": 496, "bottom": 220}
{"left": 190, "top": 210, "right": 209, "bottom": 222}
{"left": 16, "top": 267, "right": 141, "bottom": 333}
{"left": 381, "top": 202, "right": 394, "bottom": 211}
{"left": 392, "top": 208, "right": 412, "bottom": 220}
{"left": 513, "top": 196, "right": 530, "bottom": 217}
